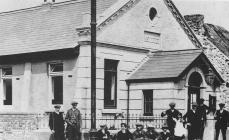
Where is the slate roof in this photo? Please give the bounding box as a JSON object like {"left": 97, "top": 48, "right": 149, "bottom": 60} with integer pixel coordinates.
{"left": 0, "top": 0, "right": 118, "bottom": 56}
{"left": 204, "top": 23, "right": 229, "bottom": 57}
{"left": 127, "top": 49, "right": 203, "bottom": 81}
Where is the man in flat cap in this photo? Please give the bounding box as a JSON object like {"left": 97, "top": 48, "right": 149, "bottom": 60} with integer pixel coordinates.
{"left": 183, "top": 102, "right": 199, "bottom": 140}
{"left": 49, "top": 105, "right": 65, "bottom": 140}
{"left": 133, "top": 123, "right": 146, "bottom": 140}
{"left": 161, "top": 102, "right": 182, "bottom": 137}
{"left": 65, "top": 100, "right": 82, "bottom": 140}
{"left": 214, "top": 103, "right": 229, "bottom": 140}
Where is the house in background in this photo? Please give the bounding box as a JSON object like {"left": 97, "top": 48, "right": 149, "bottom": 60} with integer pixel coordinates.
{"left": 0, "top": 0, "right": 229, "bottom": 132}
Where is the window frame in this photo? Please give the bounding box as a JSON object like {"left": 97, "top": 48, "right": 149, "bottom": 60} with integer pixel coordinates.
{"left": 1, "top": 67, "right": 13, "bottom": 106}
{"left": 143, "top": 90, "right": 153, "bottom": 116}
{"left": 48, "top": 62, "right": 64, "bottom": 104}
{"left": 104, "top": 59, "right": 119, "bottom": 109}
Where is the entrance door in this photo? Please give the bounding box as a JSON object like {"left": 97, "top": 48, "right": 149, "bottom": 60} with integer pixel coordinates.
{"left": 188, "top": 72, "right": 202, "bottom": 110}
{"left": 188, "top": 87, "right": 200, "bottom": 110}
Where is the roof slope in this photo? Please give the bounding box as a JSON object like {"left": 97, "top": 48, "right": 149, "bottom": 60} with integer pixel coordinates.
{"left": 128, "top": 49, "right": 202, "bottom": 81}
{"left": 204, "top": 23, "right": 229, "bottom": 57}
{"left": 0, "top": 0, "right": 118, "bottom": 56}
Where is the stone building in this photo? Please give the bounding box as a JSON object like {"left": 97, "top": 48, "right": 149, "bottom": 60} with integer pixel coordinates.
{"left": 0, "top": 0, "right": 228, "bottom": 132}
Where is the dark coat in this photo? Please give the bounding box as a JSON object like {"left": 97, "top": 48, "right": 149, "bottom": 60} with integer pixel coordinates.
{"left": 214, "top": 110, "right": 229, "bottom": 129}
{"left": 117, "top": 130, "right": 133, "bottom": 140}
{"left": 161, "top": 109, "right": 182, "bottom": 129}
{"left": 183, "top": 110, "right": 200, "bottom": 139}
{"left": 49, "top": 112, "right": 65, "bottom": 132}
{"left": 145, "top": 129, "right": 159, "bottom": 140}
{"left": 49, "top": 112, "right": 65, "bottom": 140}
{"left": 65, "top": 108, "right": 82, "bottom": 131}
{"left": 97, "top": 129, "right": 111, "bottom": 140}
{"left": 133, "top": 129, "right": 146, "bottom": 140}
{"left": 196, "top": 105, "right": 207, "bottom": 123}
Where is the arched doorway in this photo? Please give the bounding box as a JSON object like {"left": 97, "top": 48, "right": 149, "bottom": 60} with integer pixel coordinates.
{"left": 188, "top": 72, "right": 203, "bottom": 110}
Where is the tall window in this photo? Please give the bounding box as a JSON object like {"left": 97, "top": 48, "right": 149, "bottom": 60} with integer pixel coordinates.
{"left": 143, "top": 90, "right": 153, "bottom": 116}
{"left": 48, "top": 63, "right": 63, "bottom": 104}
{"left": 2, "top": 67, "right": 13, "bottom": 105}
{"left": 104, "top": 59, "right": 119, "bottom": 108}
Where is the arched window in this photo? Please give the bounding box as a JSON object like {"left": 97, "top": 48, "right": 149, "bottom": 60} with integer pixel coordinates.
{"left": 149, "top": 7, "right": 157, "bottom": 21}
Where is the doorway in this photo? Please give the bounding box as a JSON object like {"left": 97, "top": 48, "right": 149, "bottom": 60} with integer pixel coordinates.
{"left": 188, "top": 72, "right": 202, "bottom": 110}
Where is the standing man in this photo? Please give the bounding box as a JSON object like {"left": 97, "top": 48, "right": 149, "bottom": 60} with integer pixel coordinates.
{"left": 65, "top": 100, "right": 82, "bottom": 140}
{"left": 183, "top": 102, "right": 199, "bottom": 140}
{"left": 197, "top": 98, "right": 208, "bottom": 140}
{"left": 49, "top": 105, "right": 66, "bottom": 140}
{"left": 214, "top": 103, "right": 229, "bottom": 140}
{"left": 161, "top": 102, "right": 182, "bottom": 137}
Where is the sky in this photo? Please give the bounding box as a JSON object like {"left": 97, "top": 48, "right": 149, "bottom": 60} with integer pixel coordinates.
{"left": 0, "top": 0, "right": 229, "bottom": 30}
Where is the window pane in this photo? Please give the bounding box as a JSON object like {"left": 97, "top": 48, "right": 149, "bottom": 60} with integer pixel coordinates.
{"left": 52, "top": 76, "right": 63, "bottom": 104}
{"left": 143, "top": 90, "right": 153, "bottom": 116}
{"left": 3, "top": 79, "right": 12, "bottom": 105}
{"left": 2, "top": 67, "right": 12, "bottom": 76}
{"left": 50, "top": 63, "right": 63, "bottom": 72}
{"left": 104, "top": 59, "right": 118, "bottom": 108}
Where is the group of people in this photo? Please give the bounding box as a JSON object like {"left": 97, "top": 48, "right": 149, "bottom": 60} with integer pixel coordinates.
{"left": 49, "top": 98, "right": 229, "bottom": 140}
{"left": 160, "top": 98, "right": 229, "bottom": 140}
{"left": 49, "top": 100, "right": 82, "bottom": 140}
{"left": 97, "top": 122, "right": 170, "bottom": 140}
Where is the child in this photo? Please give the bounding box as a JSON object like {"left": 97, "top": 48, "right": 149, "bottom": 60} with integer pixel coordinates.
{"left": 133, "top": 123, "right": 146, "bottom": 140}
{"left": 158, "top": 127, "right": 170, "bottom": 140}
{"left": 173, "top": 114, "right": 187, "bottom": 140}
{"left": 145, "top": 124, "right": 159, "bottom": 140}
{"left": 116, "top": 123, "right": 133, "bottom": 140}
{"left": 97, "top": 124, "right": 110, "bottom": 140}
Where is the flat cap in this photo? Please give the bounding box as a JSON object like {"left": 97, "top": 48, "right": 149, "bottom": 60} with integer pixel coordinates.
{"left": 71, "top": 100, "right": 78, "bottom": 105}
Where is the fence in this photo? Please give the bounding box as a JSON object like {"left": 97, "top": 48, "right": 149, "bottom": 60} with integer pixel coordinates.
{"left": 81, "top": 113, "right": 167, "bottom": 130}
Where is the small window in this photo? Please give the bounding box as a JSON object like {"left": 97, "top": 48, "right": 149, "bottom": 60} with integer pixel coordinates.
{"left": 143, "top": 90, "right": 153, "bottom": 116}
{"left": 48, "top": 63, "right": 63, "bottom": 104}
{"left": 2, "top": 67, "right": 13, "bottom": 105}
{"left": 149, "top": 8, "right": 157, "bottom": 21}
{"left": 104, "top": 59, "right": 119, "bottom": 108}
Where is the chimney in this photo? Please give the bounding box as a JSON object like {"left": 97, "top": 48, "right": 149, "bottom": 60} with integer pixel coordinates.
{"left": 184, "top": 14, "right": 205, "bottom": 34}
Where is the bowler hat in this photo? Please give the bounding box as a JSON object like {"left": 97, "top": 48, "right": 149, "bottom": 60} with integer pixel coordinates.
{"left": 219, "top": 103, "right": 225, "bottom": 107}
{"left": 147, "top": 124, "right": 155, "bottom": 128}
{"left": 100, "top": 123, "right": 106, "bottom": 127}
{"left": 136, "top": 123, "right": 143, "bottom": 126}
{"left": 169, "top": 102, "right": 176, "bottom": 106}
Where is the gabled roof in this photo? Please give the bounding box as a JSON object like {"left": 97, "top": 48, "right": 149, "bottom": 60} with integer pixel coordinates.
{"left": 0, "top": 0, "right": 118, "bottom": 56}
{"left": 127, "top": 49, "right": 223, "bottom": 82}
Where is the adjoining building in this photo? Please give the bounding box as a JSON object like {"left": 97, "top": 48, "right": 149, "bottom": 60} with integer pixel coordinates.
{"left": 0, "top": 0, "right": 229, "bottom": 133}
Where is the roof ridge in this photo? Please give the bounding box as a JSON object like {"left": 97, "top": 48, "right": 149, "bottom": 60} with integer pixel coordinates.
{"left": 0, "top": 0, "right": 86, "bottom": 17}
{"left": 163, "top": 0, "right": 203, "bottom": 49}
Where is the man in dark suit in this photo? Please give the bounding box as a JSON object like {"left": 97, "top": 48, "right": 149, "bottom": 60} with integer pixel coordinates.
{"left": 214, "top": 103, "right": 229, "bottom": 140}
{"left": 196, "top": 98, "right": 209, "bottom": 140}
{"left": 161, "top": 102, "right": 182, "bottom": 136}
{"left": 49, "top": 105, "right": 65, "bottom": 140}
{"left": 183, "top": 102, "right": 200, "bottom": 140}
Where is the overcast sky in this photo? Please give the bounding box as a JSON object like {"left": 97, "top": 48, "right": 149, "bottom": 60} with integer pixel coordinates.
{"left": 0, "top": 0, "right": 229, "bottom": 30}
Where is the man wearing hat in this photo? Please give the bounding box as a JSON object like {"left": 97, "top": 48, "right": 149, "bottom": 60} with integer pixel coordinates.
{"left": 97, "top": 124, "right": 110, "bottom": 140}
{"left": 183, "top": 102, "right": 199, "bottom": 140}
{"left": 65, "top": 100, "right": 82, "bottom": 140}
{"left": 196, "top": 98, "right": 209, "bottom": 140}
{"left": 214, "top": 103, "right": 229, "bottom": 140}
{"left": 145, "top": 124, "right": 159, "bottom": 140}
{"left": 161, "top": 102, "right": 182, "bottom": 137}
{"left": 49, "top": 105, "right": 65, "bottom": 140}
{"left": 133, "top": 123, "right": 146, "bottom": 140}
